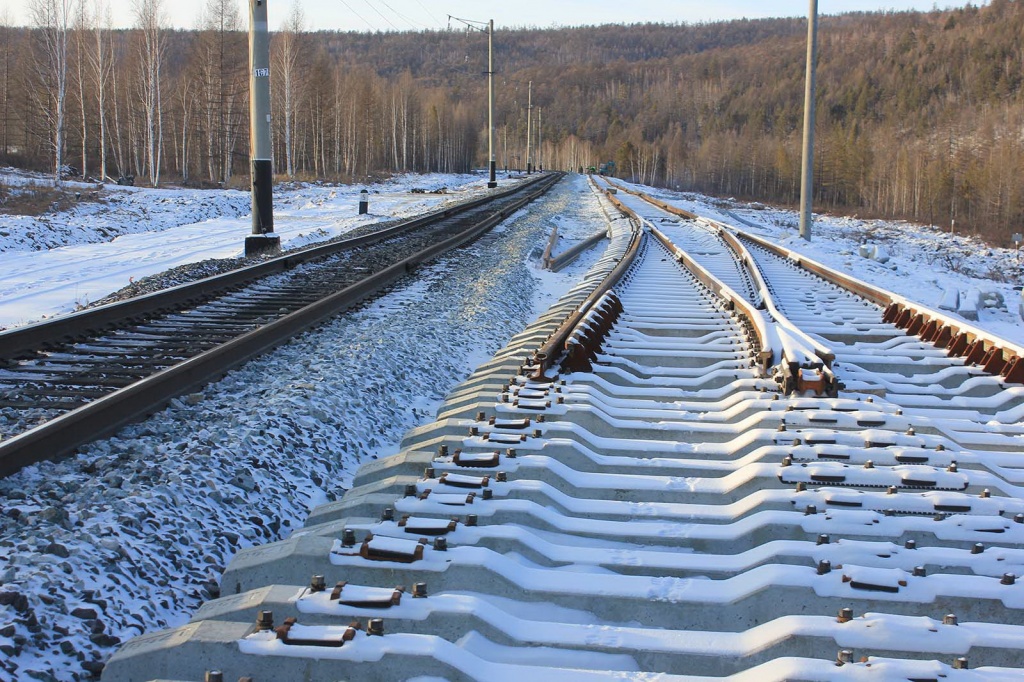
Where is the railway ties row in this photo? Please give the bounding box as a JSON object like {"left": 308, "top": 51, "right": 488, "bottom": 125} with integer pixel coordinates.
{"left": 103, "top": 188, "right": 1024, "bottom": 681}
{"left": 0, "top": 174, "right": 562, "bottom": 472}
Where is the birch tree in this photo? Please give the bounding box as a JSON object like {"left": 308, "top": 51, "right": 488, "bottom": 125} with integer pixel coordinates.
{"left": 30, "top": 0, "right": 77, "bottom": 186}
{"left": 273, "top": 2, "right": 304, "bottom": 178}
{"left": 133, "top": 0, "right": 165, "bottom": 186}
{"left": 88, "top": 1, "right": 114, "bottom": 181}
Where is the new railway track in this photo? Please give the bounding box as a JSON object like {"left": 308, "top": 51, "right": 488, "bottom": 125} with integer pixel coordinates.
{"left": 0, "top": 172, "right": 561, "bottom": 477}
{"left": 100, "top": 179, "right": 1024, "bottom": 681}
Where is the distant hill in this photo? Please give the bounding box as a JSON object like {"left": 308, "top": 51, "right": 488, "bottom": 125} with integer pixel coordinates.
{"left": 3, "top": 2, "right": 1022, "bottom": 240}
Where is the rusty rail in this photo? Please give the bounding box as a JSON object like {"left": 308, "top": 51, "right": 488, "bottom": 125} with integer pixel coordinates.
{"left": 528, "top": 190, "right": 642, "bottom": 380}
{"left": 602, "top": 178, "right": 1024, "bottom": 387}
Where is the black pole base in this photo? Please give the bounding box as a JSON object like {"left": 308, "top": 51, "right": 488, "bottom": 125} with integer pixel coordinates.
{"left": 251, "top": 159, "right": 274, "bottom": 235}
{"left": 245, "top": 233, "right": 281, "bottom": 258}
{"left": 487, "top": 161, "right": 497, "bottom": 188}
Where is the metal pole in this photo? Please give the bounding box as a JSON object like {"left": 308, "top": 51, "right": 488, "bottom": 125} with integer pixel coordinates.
{"left": 798, "top": 0, "right": 818, "bottom": 242}
{"left": 538, "top": 106, "right": 542, "bottom": 171}
{"left": 487, "top": 19, "right": 497, "bottom": 188}
{"left": 526, "top": 80, "right": 533, "bottom": 175}
{"left": 245, "top": 0, "right": 279, "bottom": 257}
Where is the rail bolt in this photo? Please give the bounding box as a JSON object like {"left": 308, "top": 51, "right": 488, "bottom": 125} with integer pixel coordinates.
{"left": 972, "top": 543, "right": 984, "bottom": 554}
{"left": 466, "top": 514, "right": 478, "bottom": 527}
{"left": 412, "top": 582, "right": 428, "bottom": 598}
{"left": 256, "top": 610, "right": 274, "bottom": 631}
{"left": 835, "top": 650, "right": 853, "bottom": 666}
{"left": 913, "top": 566, "right": 927, "bottom": 577}
{"left": 433, "top": 537, "right": 448, "bottom": 551}
{"left": 342, "top": 529, "right": 356, "bottom": 547}
{"left": 905, "top": 539, "right": 917, "bottom": 550}
{"left": 817, "top": 534, "right": 830, "bottom": 545}
{"left": 310, "top": 575, "right": 326, "bottom": 593}
{"left": 817, "top": 560, "right": 831, "bottom": 575}
{"left": 953, "top": 657, "right": 968, "bottom": 670}
{"left": 943, "top": 614, "right": 958, "bottom": 626}
{"left": 1002, "top": 573, "right": 1016, "bottom": 585}
{"left": 368, "top": 618, "right": 384, "bottom": 636}
{"left": 496, "top": 471, "right": 508, "bottom": 482}
{"left": 837, "top": 607, "right": 853, "bottom": 623}
{"left": 382, "top": 507, "right": 394, "bottom": 521}
{"left": 404, "top": 484, "right": 417, "bottom": 497}
{"left": 205, "top": 673, "right": 224, "bottom": 682}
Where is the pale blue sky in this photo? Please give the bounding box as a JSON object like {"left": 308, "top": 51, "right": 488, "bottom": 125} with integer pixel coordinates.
{"left": 3, "top": 0, "right": 986, "bottom": 30}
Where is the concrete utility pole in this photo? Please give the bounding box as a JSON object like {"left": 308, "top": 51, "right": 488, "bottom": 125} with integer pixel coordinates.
{"left": 798, "top": 0, "right": 818, "bottom": 242}
{"left": 526, "top": 80, "right": 533, "bottom": 174}
{"left": 487, "top": 19, "right": 496, "bottom": 188}
{"left": 449, "top": 15, "right": 497, "bottom": 187}
{"left": 245, "top": 0, "right": 280, "bottom": 257}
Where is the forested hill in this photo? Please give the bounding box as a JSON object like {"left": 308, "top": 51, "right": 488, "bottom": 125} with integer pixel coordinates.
{"left": 319, "top": 3, "right": 1024, "bottom": 242}
{"left": 2, "top": 1, "right": 1022, "bottom": 241}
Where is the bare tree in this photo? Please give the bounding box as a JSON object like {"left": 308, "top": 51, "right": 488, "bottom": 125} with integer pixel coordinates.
{"left": 273, "top": 2, "right": 305, "bottom": 179}
{"left": 30, "top": 0, "right": 77, "bottom": 186}
{"left": 0, "top": 5, "right": 13, "bottom": 158}
{"left": 88, "top": 1, "right": 114, "bottom": 181}
{"left": 133, "top": 0, "right": 166, "bottom": 186}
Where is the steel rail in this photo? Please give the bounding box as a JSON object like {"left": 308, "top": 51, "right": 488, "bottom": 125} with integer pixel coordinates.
{"left": 604, "top": 180, "right": 1024, "bottom": 386}
{"left": 0, "top": 173, "right": 563, "bottom": 477}
{"left": 0, "top": 176, "right": 550, "bottom": 365}
{"left": 528, "top": 190, "right": 642, "bottom": 381}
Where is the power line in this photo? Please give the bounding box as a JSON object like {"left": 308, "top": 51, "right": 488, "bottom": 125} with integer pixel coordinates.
{"left": 337, "top": 0, "right": 375, "bottom": 30}
{"left": 411, "top": 0, "right": 443, "bottom": 28}
{"left": 376, "top": 0, "right": 426, "bottom": 30}
{"left": 361, "top": 0, "right": 400, "bottom": 30}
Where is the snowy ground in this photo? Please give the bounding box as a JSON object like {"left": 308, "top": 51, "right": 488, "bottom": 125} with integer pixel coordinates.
{"left": 1, "top": 171, "right": 1023, "bottom": 679}
{"left": 631, "top": 182, "right": 1024, "bottom": 346}
{"left": 0, "top": 174, "right": 608, "bottom": 681}
{"left": 0, "top": 169, "right": 510, "bottom": 329}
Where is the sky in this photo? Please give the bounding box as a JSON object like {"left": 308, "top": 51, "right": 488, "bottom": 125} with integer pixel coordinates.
{"left": 2, "top": 0, "right": 988, "bottom": 31}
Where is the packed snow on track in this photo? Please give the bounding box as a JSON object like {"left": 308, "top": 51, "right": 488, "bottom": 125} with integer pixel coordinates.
{"left": 0, "top": 173, "right": 608, "bottom": 681}
{"left": 0, "top": 170, "right": 508, "bottom": 330}
{"left": 0, "top": 171, "right": 1022, "bottom": 680}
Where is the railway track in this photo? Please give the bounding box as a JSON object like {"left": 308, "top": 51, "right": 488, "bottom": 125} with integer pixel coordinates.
{"left": 102, "top": 180, "right": 1024, "bottom": 681}
{"left": 0, "top": 173, "right": 561, "bottom": 476}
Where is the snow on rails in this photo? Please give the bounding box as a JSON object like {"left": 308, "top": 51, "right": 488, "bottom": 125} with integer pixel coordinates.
{"left": 101, "top": 177, "right": 1024, "bottom": 681}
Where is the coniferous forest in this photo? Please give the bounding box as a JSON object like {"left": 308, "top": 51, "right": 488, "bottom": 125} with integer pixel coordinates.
{"left": 3, "top": 0, "right": 1024, "bottom": 243}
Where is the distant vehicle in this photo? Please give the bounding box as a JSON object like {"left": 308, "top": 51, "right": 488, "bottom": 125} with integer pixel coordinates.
{"left": 598, "top": 161, "right": 616, "bottom": 176}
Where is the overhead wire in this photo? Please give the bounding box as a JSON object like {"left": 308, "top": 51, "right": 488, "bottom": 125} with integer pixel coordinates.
{"left": 337, "top": 0, "right": 375, "bottom": 30}
{"left": 411, "top": 0, "right": 443, "bottom": 28}
{"left": 376, "top": 0, "right": 426, "bottom": 30}
{"left": 361, "top": 0, "right": 400, "bottom": 30}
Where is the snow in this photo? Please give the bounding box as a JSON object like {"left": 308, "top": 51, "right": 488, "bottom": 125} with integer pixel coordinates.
{"left": 632, "top": 182, "right": 1024, "bottom": 346}
{"left": 0, "top": 173, "right": 609, "bottom": 680}
{"left": 0, "top": 170, "right": 507, "bottom": 329}
{"left": 2, "top": 170, "right": 1024, "bottom": 679}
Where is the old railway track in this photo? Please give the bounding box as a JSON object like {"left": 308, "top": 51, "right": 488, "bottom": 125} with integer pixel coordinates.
{"left": 0, "top": 172, "right": 561, "bottom": 476}
{"left": 100, "top": 178, "right": 1024, "bottom": 681}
